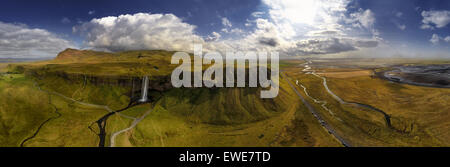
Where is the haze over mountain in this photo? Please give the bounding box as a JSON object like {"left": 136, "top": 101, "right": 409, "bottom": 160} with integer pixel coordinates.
{"left": 1, "top": 0, "right": 450, "bottom": 58}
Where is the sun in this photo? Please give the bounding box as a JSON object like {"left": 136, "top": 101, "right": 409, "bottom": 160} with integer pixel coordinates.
{"left": 265, "top": 0, "right": 320, "bottom": 25}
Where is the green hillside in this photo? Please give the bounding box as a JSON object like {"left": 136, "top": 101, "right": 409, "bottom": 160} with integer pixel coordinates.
{"left": 0, "top": 49, "right": 340, "bottom": 147}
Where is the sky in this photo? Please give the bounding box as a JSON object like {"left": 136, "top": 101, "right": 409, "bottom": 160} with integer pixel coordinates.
{"left": 1, "top": 0, "right": 450, "bottom": 58}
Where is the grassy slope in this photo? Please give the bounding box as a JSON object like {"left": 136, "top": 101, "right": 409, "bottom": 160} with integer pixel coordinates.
{"left": 2, "top": 52, "right": 448, "bottom": 147}
{"left": 328, "top": 74, "right": 450, "bottom": 146}
{"left": 0, "top": 73, "right": 54, "bottom": 146}
{"left": 114, "top": 76, "right": 340, "bottom": 147}
{"left": 0, "top": 50, "right": 341, "bottom": 147}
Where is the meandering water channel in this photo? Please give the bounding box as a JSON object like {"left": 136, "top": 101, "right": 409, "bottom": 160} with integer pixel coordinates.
{"left": 301, "top": 60, "right": 392, "bottom": 128}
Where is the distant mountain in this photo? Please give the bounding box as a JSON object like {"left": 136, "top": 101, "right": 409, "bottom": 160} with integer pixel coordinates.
{"left": 54, "top": 48, "right": 115, "bottom": 62}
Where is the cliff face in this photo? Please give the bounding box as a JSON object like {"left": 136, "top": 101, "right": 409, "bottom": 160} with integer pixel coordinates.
{"left": 32, "top": 48, "right": 174, "bottom": 96}
{"left": 28, "top": 69, "right": 172, "bottom": 91}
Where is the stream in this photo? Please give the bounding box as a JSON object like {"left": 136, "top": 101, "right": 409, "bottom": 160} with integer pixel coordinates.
{"left": 302, "top": 60, "right": 392, "bottom": 128}
{"left": 91, "top": 76, "right": 152, "bottom": 147}
{"left": 282, "top": 72, "right": 352, "bottom": 147}
{"left": 20, "top": 81, "right": 62, "bottom": 147}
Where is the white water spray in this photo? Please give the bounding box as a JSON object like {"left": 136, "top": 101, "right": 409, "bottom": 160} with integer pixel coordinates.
{"left": 139, "top": 76, "right": 149, "bottom": 102}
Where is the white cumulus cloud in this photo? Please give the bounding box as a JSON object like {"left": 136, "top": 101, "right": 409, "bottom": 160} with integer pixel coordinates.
{"left": 421, "top": 10, "right": 450, "bottom": 29}
{"left": 349, "top": 9, "right": 376, "bottom": 29}
{"left": 236, "top": 0, "right": 381, "bottom": 56}
{"left": 430, "top": 34, "right": 450, "bottom": 44}
{"left": 74, "top": 1, "right": 382, "bottom": 57}
{"left": 0, "top": 21, "right": 75, "bottom": 58}
{"left": 206, "top": 31, "right": 221, "bottom": 41}
{"left": 75, "top": 13, "right": 204, "bottom": 52}
{"left": 430, "top": 34, "right": 440, "bottom": 45}
{"left": 221, "top": 17, "right": 232, "bottom": 27}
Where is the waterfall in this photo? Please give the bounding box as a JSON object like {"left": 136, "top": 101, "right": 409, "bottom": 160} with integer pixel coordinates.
{"left": 139, "top": 76, "right": 149, "bottom": 102}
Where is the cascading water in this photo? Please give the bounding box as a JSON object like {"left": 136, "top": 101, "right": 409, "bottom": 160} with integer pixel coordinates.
{"left": 139, "top": 76, "right": 149, "bottom": 102}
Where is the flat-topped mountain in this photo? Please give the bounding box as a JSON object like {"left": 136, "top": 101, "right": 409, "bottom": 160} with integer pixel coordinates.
{"left": 54, "top": 48, "right": 115, "bottom": 62}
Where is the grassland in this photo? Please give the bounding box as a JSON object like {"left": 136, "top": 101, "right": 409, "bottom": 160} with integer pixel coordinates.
{"left": 2, "top": 50, "right": 448, "bottom": 147}
{"left": 0, "top": 50, "right": 343, "bottom": 147}
{"left": 282, "top": 60, "right": 449, "bottom": 146}
{"left": 112, "top": 79, "right": 341, "bottom": 147}
{"left": 327, "top": 70, "right": 450, "bottom": 146}
{"left": 0, "top": 73, "right": 54, "bottom": 146}
{"left": 0, "top": 64, "right": 134, "bottom": 146}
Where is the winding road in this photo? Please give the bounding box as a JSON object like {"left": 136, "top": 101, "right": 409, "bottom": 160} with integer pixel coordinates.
{"left": 110, "top": 108, "right": 152, "bottom": 147}
{"left": 303, "top": 60, "right": 392, "bottom": 128}
{"left": 281, "top": 72, "right": 352, "bottom": 147}
{"left": 25, "top": 80, "right": 138, "bottom": 147}
{"left": 48, "top": 90, "right": 136, "bottom": 120}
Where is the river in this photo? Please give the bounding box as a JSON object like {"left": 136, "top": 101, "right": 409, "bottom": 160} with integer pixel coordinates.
{"left": 302, "top": 60, "right": 392, "bottom": 128}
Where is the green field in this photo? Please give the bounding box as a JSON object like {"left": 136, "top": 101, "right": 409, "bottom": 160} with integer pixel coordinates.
{"left": 282, "top": 61, "right": 449, "bottom": 146}
{"left": 0, "top": 50, "right": 341, "bottom": 147}
{"left": 1, "top": 50, "right": 449, "bottom": 147}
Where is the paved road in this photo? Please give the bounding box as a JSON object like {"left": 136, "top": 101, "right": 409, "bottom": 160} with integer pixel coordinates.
{"left": 110, "top": 108, "right": 152, "bottom": 147}
{"left": 281, "top": 72, "right": 352, "bottom": 147}
{"left": 304, "top": 61, "right": 392, "bottom": 128}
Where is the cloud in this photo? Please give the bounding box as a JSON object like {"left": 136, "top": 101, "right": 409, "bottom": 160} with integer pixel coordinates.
{"left": 221, "top": 17, "right": 232, "bottom": 27}
{"left": 198, "top": 0, "right": 381, "bottom": 56}
{"left": 421, "top": 10, "right": 450, "bottom": 29}
{"left": 354, "top": 40, "right": 379, "bottom": 48}
{"left": 430, "top": 34, "right": 440, "bottom": 45}
{"left": 305, "top": 30, "right": 343, "bottom": 37}
{"left": 251, "top": 12, "right": 264, "bottom": 18}
{"left": 347, "top": 9, "right": 376, "bottom": 30}
{"left": 61, "top": 17, "right": 71, "bottom": 24}
{"left": 246, "top": 0, "right": 381, "bottom": 56}
{"left": 206, "top": 31, "right": 221, "bottom": 41}
{"left": 261, "top": 0, "right": 350, "bottom": 40}
{"left": 430, "top": 34, "right": 450, "bottom": 44}
{"left": 397, "top": 24, "right": 406, "bottom": 30}
{"left": 75, "top": 13, "right": 204, "bottom": 52}
{"left": 219, "top": 17, "right": 244, "bottom": 36}
{"left": 357, "top": 9, "right": 376, "bottom": 29}
{"left": 393, "top": 21, "right": 406, "bottom": 30}
{"left": 88, "top": 10, "right": 95, "bottom": 15}
{"left": 420, "top": 24, "right": 434, "bottom": 30}
{"left": 289, "top": 38, "right": 378, "bottom": 55}
{"left": 258, "top": 37, "right": 279, "bottom": 47}
{"left": 445, "top": 36, "right": 450, "bottom": 42}
{"left": 396, "top": 12, "right": 403, "bottom": 18}
{"left": 0, "top": 21, "right": 75, "bottom": 58}
{"left": 75, "top": 1, "right": 382, "bottom": 57}
{"left": 294, "top": 38, "right": 357, "bottom": 54}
